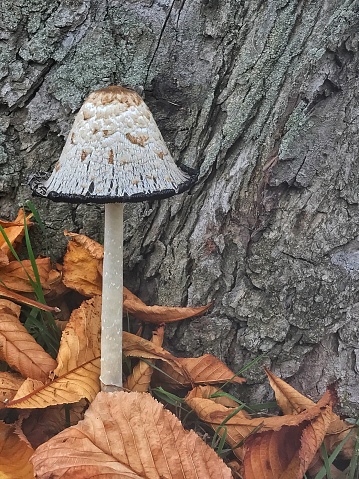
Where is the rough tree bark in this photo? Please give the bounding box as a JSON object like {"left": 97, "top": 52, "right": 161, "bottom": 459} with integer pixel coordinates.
{"left": 1, "top": 0, "right": 359, "bottom": 413}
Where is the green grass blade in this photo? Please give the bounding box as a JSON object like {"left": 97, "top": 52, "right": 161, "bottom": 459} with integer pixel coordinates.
{"left": 152, "top": 387, "right": 184, "bottom": 407}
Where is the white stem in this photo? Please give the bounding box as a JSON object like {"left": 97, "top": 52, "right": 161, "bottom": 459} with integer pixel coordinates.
{"left": 100, "top": 203, "right": 123, "bottom": 391}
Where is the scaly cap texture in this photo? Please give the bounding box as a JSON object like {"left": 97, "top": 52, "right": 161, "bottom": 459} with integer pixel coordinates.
{"left": 29, "top": 86, "right": 197, "bottom": 203}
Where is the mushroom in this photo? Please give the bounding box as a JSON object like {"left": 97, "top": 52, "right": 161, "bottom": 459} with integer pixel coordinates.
{"left": 29, "top": 86, "right": 197, "bottom": 391}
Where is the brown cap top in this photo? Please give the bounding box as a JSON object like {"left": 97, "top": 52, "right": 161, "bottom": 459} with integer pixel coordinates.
{"left": 29, "top": 86, "right": 197, "bottom": 203}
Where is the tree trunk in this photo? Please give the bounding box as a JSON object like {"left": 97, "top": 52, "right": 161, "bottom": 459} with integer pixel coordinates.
{"left": 1, "top": 0, "right": 359, "bottom": 414}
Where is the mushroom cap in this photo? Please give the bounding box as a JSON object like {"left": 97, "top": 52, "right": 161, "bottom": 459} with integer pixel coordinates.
{"left": 29, "top": 86, "right": 197, "bottom": 203}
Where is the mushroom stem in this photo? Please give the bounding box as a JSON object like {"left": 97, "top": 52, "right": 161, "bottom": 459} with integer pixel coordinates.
{"left": 100, "top": 202, "right": 124, "bottom": 391}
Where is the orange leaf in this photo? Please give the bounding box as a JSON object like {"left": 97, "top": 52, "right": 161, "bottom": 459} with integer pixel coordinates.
{"left": 0, "top": 283, "right": 60, "bottom": 312}
{"left": 6, "top": 357, "right": 100, "bottom": 408}
{"left": 123, "top": 287, "right": 212, "bottom": 323}
{"left": 62, "top": 235, "right": 102, "bottom": 296}
{"left": 0, "top": 371, "right": 24, "bottom": 405}
{"left": 186, "top": 387, "right": 331, "bottom": 463}
{"left": 54, "top": 296, "right": 101, "bottom": 377}
{"left": 0, "top": 258, "right": 53, "bottom": 292}
{"left": 124, "top": 325, "right": 165, "bottom": 392}
{"left": 123, "top": 331, "right": 187, "bottom": 379}
{"left": 243, "top": 405, "right": 332, "bottom": 479}
{"left": 0, "top": 421, "right": 34, "bottom": 478}
{"left": 0, "top": 299, "right": 57, "bottom": 382}
{"left": 265, "top": 369, "right": 357, "bottom": 458}
{"left": 20, "top": 401, "right": 88, "bottom": 448}
{"left": 156, "top": 354, "right": 246, "bottom": 388}
{"left": 63, "top": 232, "right": 211, "bottom": 323}
{"left": 0, "top": 209, "right": 33, "bottom": 259}
{"left": 31, "top": 391, "right": 232, "bottom": 479}
{"left": 0, "top": 248, "right": 9, "bottom": 266}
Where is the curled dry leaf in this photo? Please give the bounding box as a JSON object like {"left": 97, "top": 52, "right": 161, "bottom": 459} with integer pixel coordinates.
{"left": 0, "top": 283, "right": 60, "bottom": 312}
{"left": 54, "top": 296, "right": 101, "bottom": 377}
{"left": 0, "top": 258, "right": 53, "bottom": 292}
{"left": 62, "top": 235, "right": 102, "bottom": 296}
{"left": 64, "top": 231, "right": 104, "bottom": 259}
{"left": 0, "top": 209, "right": 33, "bottom": 259}
{"left": 7, "top": 358, "right": 100, "bottom": 409}
{"left": 243, "top": 405, "right": 333, "bottom": 479}
{"left": 0, "top": 421, "right": 34, "bottom": 479}
{"left": 0, "top": 248, "right": 9, "bottom": 266}
{"left": 186, "top": 386, "right": 332, "bottom": 466}
{"left": 63, "top": 232, "right": 211, "bottom": 323}
{"left": 31, "top": 391, "right": 232, "bottom": 479}
{"left": 185, "top": 385, "right": 248, "bottom": 410}
{"left": 0, "top": 371, "right": 24, "bottom": 406}
{"left": 124, "top": 325, "right": 165, "bottom": 392}
{"left": 0, "top": 299, "right": 57, "bottom": 383}
{"left": 155, "top": 354, "right": 246, "bottom": 389}
{"left": 123, "top": 331, "right": 186, "bottom": 378}
{"left": 20, "top": 400, "right": 88, "bottom": 448}
{"left": 123, "top": 287, "right": 212, "bottom": 323}
{"left": 265, "top": 368, "right": 357, "bottom": 459}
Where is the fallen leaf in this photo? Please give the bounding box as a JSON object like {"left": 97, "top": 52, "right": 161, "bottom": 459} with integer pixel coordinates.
{"left": 20, "top": 400, "right": 88, "bottom": 448}
{"left": 0, "top": 248, "right": 9, "bottom": 266}
{"left": 124, "top": 325, "right": 165, "bottom": 392}
{"left": 186, "top": 386, "right": 332, "bottom": 465}
{"left": 123, "top": 331, "right": 186, "bottom": 378}
{"left": 64, "top": 231, "right": 104, "bottom": 259}
{"left": 6, "top": 358, "right": 100, "bottom": 408}
{"left": 0, "top": 283, "right": 60, "bottom": 312}
{"left": 0, "top": 299, "right": 57, "bottom": 382}
{"left": 0, "top": 209, "right": 33, "bottom": 259}
{"left": 243, "top": 405, "right": 332, "bottom": 479}
{"left": 0, "top": 258, "right": 53, "bottom": 292}
{"left": 156, "top": 354, "right": 246, "bottom": 388}
{"left": 63, "top": 232, "right": 211, "bottom": 323}
{"left": 123, "top": 287, "right": 212, "bottom": 323}
{"left": 0, "top": 420, "right": 34, "bottom": 478}
{"left": 0, "top": 371, "right": 24, "bottom": 406}
{"left": 31, "top": 391, "right": 232, "bottom": 479}
{"left": 265, "top": 369, "right": 357, "bottom": 459}
{"left": 185, "top": 385, "right": 248, "bottom": 409}
{"left": 62, "top": 237, "right": 102, "bottom": 297}
{"left": 54, "top": 296, "right": 101, "bottom": 377}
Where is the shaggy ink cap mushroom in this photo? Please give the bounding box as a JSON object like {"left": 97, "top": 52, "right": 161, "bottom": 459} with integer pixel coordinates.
{"left": 29, "top": 85, "right": 197, "bottom": 202}
{"left": 29, "top": 85, "right": 197, "bottom": 393}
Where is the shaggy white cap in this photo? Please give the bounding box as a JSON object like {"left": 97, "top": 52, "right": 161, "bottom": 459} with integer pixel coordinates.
{"left": 30, "top": 86, "right": 196, "bottom": 203}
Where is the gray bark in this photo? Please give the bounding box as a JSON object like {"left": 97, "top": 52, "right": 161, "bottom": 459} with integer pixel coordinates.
{"left": 1, "top": 0, "right": 359, "bottom": 414}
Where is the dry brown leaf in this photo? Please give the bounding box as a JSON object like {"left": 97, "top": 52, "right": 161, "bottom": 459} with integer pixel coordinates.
{"left": 62, "top": 238, "right": 102, "bottom": 296}
{"left": 124, "top": 325, "right": 165, "bottom": 392}
{"left": 54, "top": 296, "right": 101, "bottom": 377}
{"left": 186, "top": 387, "right": 332, "bottom": 462}
{"left": 20, "top": 400, "right": 88, "bottom": 448}
{"left": 0, "top": 283, "right": 60, "bottom": 312}
{"left": 186, "top": 385, "right": 249, "bottom": 410}
{"left": 0, "top": 420, "right": 34, "bottom": 478}
{"left": 156, "top": 354, "right": 246, "bottom": 388}
{"left": 123, "top": 287, "right": 212, "bottom": 323}
{"left": 0, "top": 248, "right": 9, "bottom": 266}
{"left": 63, "top": 233, "right": 211, "bottom": 322}
{"left": 0, "top": 258, "right": 53, "bottom": 292}
{"left": 0, "top": 299, "right": 57, "bottom": 382}
{"left": 31, "top": 391, "right": 232, "bottom": 479}
{"left": 64, "top": 231, "right": 104, "bottom": 259}
{"left": 0, "top": 209, "right": 33, "bottom": 258}
{"left": 6, "top": 357, "right": 100, "bottom": 408}
{"left": 265, "top": 369, "right": 356, "bottom": 458}
{"left": 0, "top": 371, "right": 24, "bottom": 405}
{"left": 123, "top": 331, "right": 187, "bottom": 379}
{"left": 243, "top": 405, "right": 332, "bottom": 479}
